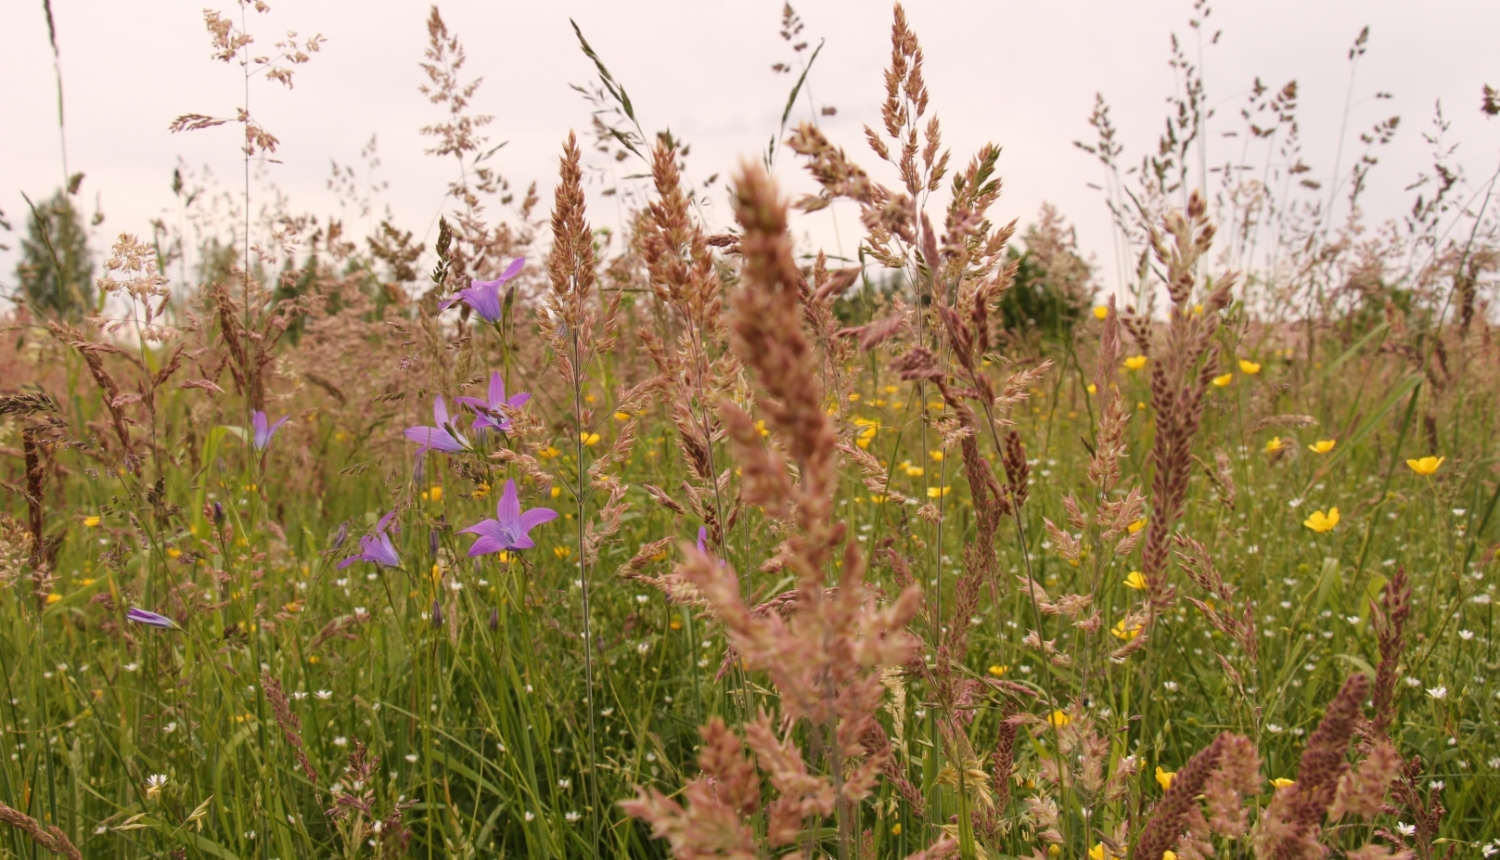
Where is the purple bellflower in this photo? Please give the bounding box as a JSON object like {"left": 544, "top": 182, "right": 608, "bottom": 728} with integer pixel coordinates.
{"left": 439, "top": 257, "right": 525, "bottom": 324}
{"left": 455, "top": 372, "right": 531, "bottom": 434}
{"left": 404, "top": 396, "right": 470, "bottom": 456}
{"left": 339, "top": 511, "right": 401, "bottom": 569}
{"left": 461, "top": 480, "right": 557, "bottom": 557}
{"left": 126, "top": 607, "right": 178, "bottom": 629}
{"left": 251, "top": 410, "right": 290, "bottom": 451}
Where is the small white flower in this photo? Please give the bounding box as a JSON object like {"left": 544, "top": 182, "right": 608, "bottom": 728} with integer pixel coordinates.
{"left": 292, "top": 691, "right": 308, "bottom": 700}
{"left": 163, "top": 722, "right": 177, "bottom": 734}
{"left": 1472, "top": 593, "right": 1493, "bottom": 605}
{"left": 405, "top": 753, "right": 418, "bottom": 763}
{"left": 1489, "top": 757, "right": 1500, "bottom": 769}
{"left": 635, "top": 594, "right": 649, "bottom": 604}
{"left": 1395, "top": 822, "right": 1416, "bottom": 837}
{"left": 565, "top": 811, "right": 581, "bottom": 822}
{"left": 1162, "top": 681, "right": 1178, "bottom": 691}
{"left": 124, "top": 663, "right": 140, "bottom": 673}
{"left": 557, "top": 778, "right": 571, "bottom": 789}
{"left": 524, "top": 811, "right": 535, "bottom": 822}
{"left": 1346, "top": 615, "right": 1361, "bottom": 624}
{"left": 1453, "top": 508, "right": 1467, "bottom": 516}
{"left": 636, "top": 641, "right": 650, "bottom": 654}
{"left": 1427, "top": 686, "right": 1448, "bottom": 700}
{"left": 1481, "top": 843, "right": 1497, "bottom": 858}
{"left": 1429, "top": 780, "right": 1444, "bottom": 791}
{"left": 145, "top": 774, "right": 168, "bottom": 799}
{"left": 315, "top": 690, "right": 333, "bottom": 701}
{"left": 1267, "top": 723, "right": 1284, "bottom": 734}
{"left": 333, "top": 736, "right": 348, "bottom": 747}
{"left": 1288, "top": 498, "right": 1304, "bottom": 509}
{"left": 1460, "top": 630, "right": 1475, "bottom": 641}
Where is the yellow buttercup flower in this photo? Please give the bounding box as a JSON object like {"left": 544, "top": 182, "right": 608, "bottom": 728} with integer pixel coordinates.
{"left": 1087, "top": 383, "right": 1098, "bottom": 395}
{"left": 930, "top": 450, "right": 944, "bottom": 462}
{"left": 987, "top": 664, "right": 1009, "bottom": 677}
{"left": 883, "top": 385, "right": 899, "bottom": 394}
{"left": 1156, "top": 766, "right": 1175, "bottom": 790}
{"left": 1239, "top": 359, "right": 1262, "bottom": 375}
{"left": 755, "top": 419, "right": 770, "bottom": 437}
{"left": 1264, "top": 436, "right": 1284, "bottom": 453}
{"left": 891, "top": 823, "right": 903, "bottom": 836}
{"left": 1089, "top": 843, "right": 1116, "bottom": 860}
{"left": 553, "top": 546, "right": 572, "bottom": 560}
{"left": 1270, "top": 778, "right": 1295, "bottom": 789}
{"left": 83, "top": 516, "right": 101, "bottom": 528}
{"left": 927, "top": 486, "right": 951, "bottom": 498}
{"left": 1308, "top": 439, "right": 1336, "bottom": 454}
{"left": 166, "top": 547, "right": 183, "bottom": 559}
{"left": 1164, "top": 852, "right": 1178, "bottom": 860}
{"left": 1124, "top": 355, "right": 1148, "bottom": 371}
{"left": 1212, "top": 373, "right": 1233, "bottom": 387}
{"left": 538, "top": 445, "right": 561, "bottom": 459}
{"left": 903, "top": 462, "right": 924, "bottom": 477}
{"left": 1093, "top": 305, "right": 1109, "bottom": 320}
{"left": 1048, "top": 710, "right": 1072, "bottom": 728}
{"left": 1303, "top": 507, "right": 1340, "bottom": 533}
{"left": 550, "top": 486, "right": 562, "bottom": 499}
{"left": 46, "top": 593, "right": 62, "bottom": 605}
{"left": 847, "top": 393, "right": 860, "bottom": 402}
{"left": 1112, "top": 618, "right": 1142, "bottom": 640}
{"left": 1127, "top": 518, "right": 1147, "bottom": 534}
{"left": 613, "top": 411, "right": 631, "bottom": 421}
{"left": 422, "top": 486, "right": 443, "bottom": 502}
{"left": 579, "top": 432, "right": 601, "bottom": 447}
{"left": 1124, "top": 571, "right": 1147, "bottom": 590}
{"left": 1406, "top": 456, "right": 1444, "bottom": 476}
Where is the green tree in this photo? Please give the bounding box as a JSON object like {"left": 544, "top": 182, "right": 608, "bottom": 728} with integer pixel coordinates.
{"left": 15, "top": 189, "right": 93, "bottom": 320}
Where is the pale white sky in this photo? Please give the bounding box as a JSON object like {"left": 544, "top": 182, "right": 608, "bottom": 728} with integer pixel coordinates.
{"left": 2, "top": 0, "right": 1498, "bottom": 297}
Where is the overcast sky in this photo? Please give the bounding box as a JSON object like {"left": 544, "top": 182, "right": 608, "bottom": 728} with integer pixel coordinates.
{"left": 3, "top": 0, "right": 1498, "bottom": 298}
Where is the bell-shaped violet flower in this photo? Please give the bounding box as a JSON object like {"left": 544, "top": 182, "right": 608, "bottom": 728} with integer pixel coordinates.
{"left": 439, "top": 257, "right": 524, "bottom": 324}
{"left": 461, "top": 480, "right": 557, "bottom": 557}
{"left": 456, "top": 372, "right": 531, "bottom": 434}
{"left": 404, "top": 396, "right": 469, "bottom": 456}
{"left": 126, "top": 607, "right": 178, "bottom": 629}
{"left": 252, "top": 410, "right": 290, "bottom": 451}
{"left": 339, "top": 511, "right": 401, "bottom": 569}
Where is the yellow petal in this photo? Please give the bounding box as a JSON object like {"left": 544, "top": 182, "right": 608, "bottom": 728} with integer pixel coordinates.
{"left": 1212, "top": 373, "right": 1233, "bottom": 387}
{"left": 1124, "top": 571, "right": 1147, "bottom": 590}
{"left": 1238, "top": 359, "right": 1262, "bottom": 374}
{"left": 1123, "top": 355, "right": 1148, "bottom": 371}
{"left": 1093, "top": 305, "right": 1109, "bottom": 320}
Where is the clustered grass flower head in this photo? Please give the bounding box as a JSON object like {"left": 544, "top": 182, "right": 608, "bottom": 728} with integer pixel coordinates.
{"left": 439, "top": 257, "right": 524, "bottom": 324}
{"left": 339, "top": 511, "right": 401, "bottom": 569}
{"left": 461, "top": 480, "right": 557, "bottom": 557}
{"left": 455, "top": 371, "right": 530, "bottom": 434}
{"left": 251, "top": 410, "right": 289, "bottom": 451}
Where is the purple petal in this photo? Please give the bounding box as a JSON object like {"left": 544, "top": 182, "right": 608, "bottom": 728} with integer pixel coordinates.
{"left": 487, "top": 372, "right": 507, "bottom": 407}
{"left": 460, "top": 518, "right": 505, "bottom": 539}
{"left": 508, "top": 533, "right": 536, "bottom": 550}
{"left": 454, "top": 396, "right": 488, "bottom": 411}
{"left": 518, "top": 507, "right": 558, "bottom": 532}
{"left": 375, "top": 510, "right": 398, "bottom": 533}
{"left": 506, "top": 393, "right": 531, "bottom": 409}
{"left": 499, "top": 256, "right": 525, "bottom": 282}
{"left": 496, "top": 480, "right": 521, "bottom": 529}
{"left": 404, "top": 427, "right": 467, "bottom": 454}
{"left": 466, "top": 534, "right": 511, "bottom": 557}
{"left": 698, "top": 526, "right": 709, "bottom": 555}
{"left": 126, "top": 607, "right": 177, "bottom": 629}
{"left": 433, "top": 396, "right": 450, "bottom": 428}
{"left": 252, "top": 411, "right": 268, "bottom": 436}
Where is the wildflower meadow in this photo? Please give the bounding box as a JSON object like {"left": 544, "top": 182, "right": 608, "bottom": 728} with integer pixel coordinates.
{"left": 2, "top": 2, "right": 1500, "bottom": 859}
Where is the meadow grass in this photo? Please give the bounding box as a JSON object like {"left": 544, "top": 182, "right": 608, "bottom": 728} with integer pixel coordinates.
{"left": 2, "top": 3, "right": 1499, "bottom": 859}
